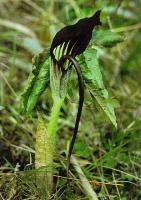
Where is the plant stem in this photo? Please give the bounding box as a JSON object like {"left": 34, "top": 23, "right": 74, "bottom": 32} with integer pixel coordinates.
{"left": 46, "top": 98, "right": 63, "bottom": 193}
{"left": 48, "top": 98, "right": 63, "bottom": 145}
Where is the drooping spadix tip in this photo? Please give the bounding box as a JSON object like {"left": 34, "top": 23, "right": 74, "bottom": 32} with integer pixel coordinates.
{"left": 90, "top": 10, "right": 102, "bottom": 26}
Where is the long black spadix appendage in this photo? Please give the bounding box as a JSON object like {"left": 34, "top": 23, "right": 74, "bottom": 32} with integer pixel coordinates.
{"left": 58, "top": 56, "right": 84, "bottom": 176}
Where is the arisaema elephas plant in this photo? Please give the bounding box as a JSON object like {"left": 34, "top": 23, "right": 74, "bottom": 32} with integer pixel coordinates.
{"left": 21, "top": 10, "right": 123, "bottom": 198}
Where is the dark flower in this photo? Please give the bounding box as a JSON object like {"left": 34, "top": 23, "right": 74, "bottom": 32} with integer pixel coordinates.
{"left": 50, "top": 10, "right": 102, "bottom": 63}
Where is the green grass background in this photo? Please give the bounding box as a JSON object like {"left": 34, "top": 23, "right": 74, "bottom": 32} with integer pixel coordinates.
{"left": 0, "top": 0, "right": 141, "bottom": 199}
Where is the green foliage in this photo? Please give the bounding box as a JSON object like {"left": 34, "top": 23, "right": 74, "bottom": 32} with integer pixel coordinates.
{"left": 123, "top": 31, "right": 141, "bottom": 73}
{"left": 21, "top": 49, "right": 50, "bottom": 114}
{"left": 80, "top": 49, "right": 117, "bottom": 127}
{"left": 92, "top": 29, "right": 124, "bottom": 47}
{"left": 74, "top": 139, "right": 91, "bottom": 159}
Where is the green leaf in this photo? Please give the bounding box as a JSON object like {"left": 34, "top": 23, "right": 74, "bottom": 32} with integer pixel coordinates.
{"left": 80, "top": 48, "right": 117, "bottom": 128}
{"left": 92, "top": 29, "right": 124, "bottom": 47}
{"left": 21, "top": 49, "right": 50, "bottom": 114}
